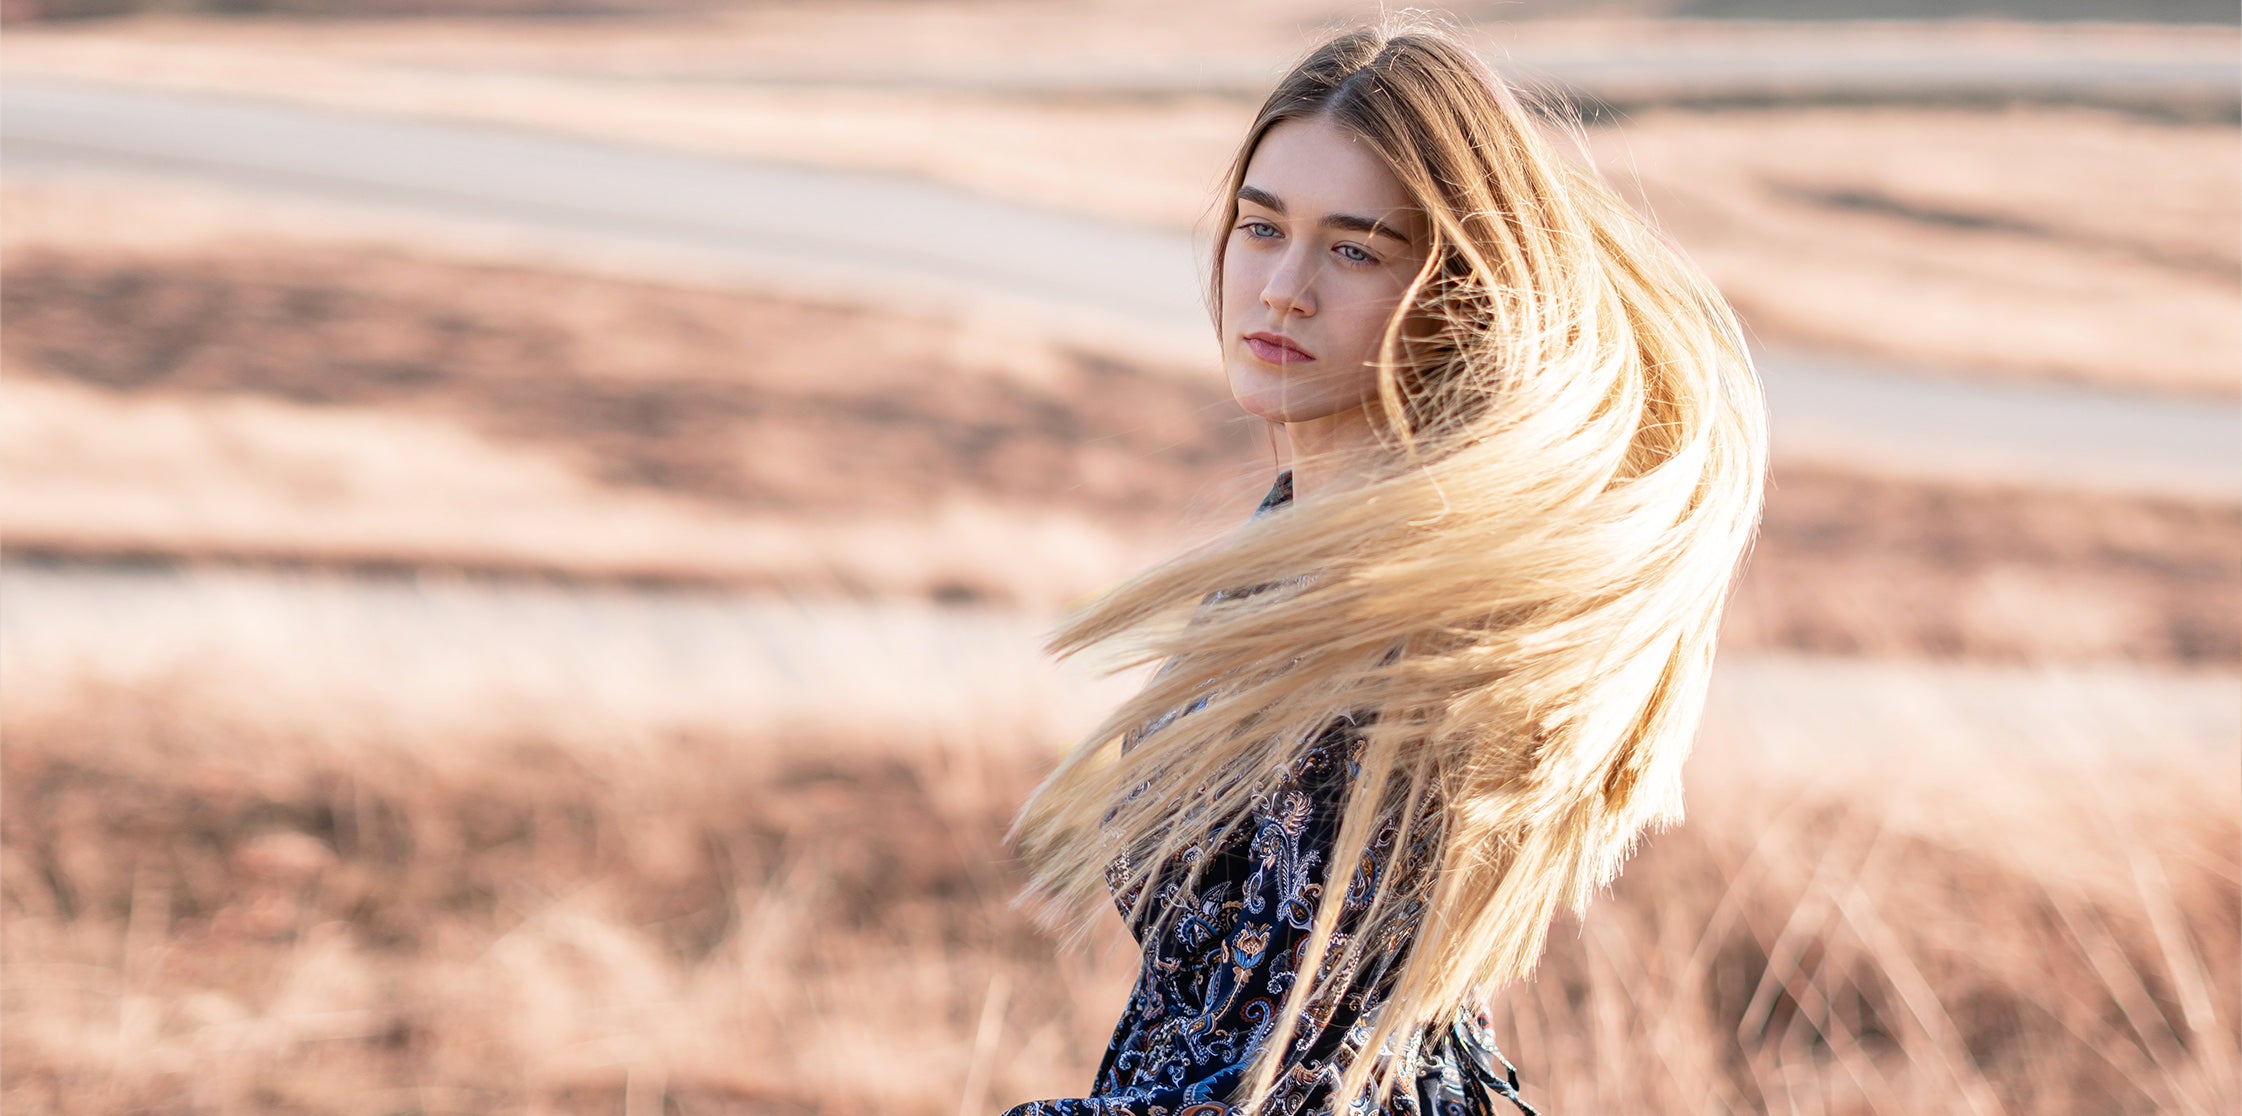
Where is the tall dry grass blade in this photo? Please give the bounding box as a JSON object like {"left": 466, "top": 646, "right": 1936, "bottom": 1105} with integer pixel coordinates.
{"left": 1680, "top": 777, "right": 1822, "bottom": 984}
{"left": 624, "top": 1061, "right": 666, "bottom": 1116}
{"left": 1783, "top": 873, "right": 1909, "bottom": 1116}
{"left": 2018, "top": 923, "right": 2187, "bottom": 1114}
{"left": 1734, "top": 815, "right": 1872, "bottom": 1048}
{"left": 1585, "top": 910, "right": 1713, "bottom": 1115}
{"left": 113, "top": 868, "right": 167, "bottom": 1081}
{"left": 1810, "top": 1007, "right": 1908, "bottom": 1116}
{"left": 958, "top": 971, "right": 1012, "bottom": 1116}
{"left": 1831, "top": 875, "right": 2007, "bottom": 1116}
{"left": 2041, "top": 875, "right": 2186, "bottom": 1076}
{"left": 1737, "top": 1021, "right": 1786, "bottom": 1115}
{"left": 2111, "top": 814, "right": 2222, "bottom": 1044}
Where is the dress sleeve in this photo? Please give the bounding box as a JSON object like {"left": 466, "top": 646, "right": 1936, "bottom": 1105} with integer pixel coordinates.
{"left": 999, "top": 729, "right": 1382, "bottom": 1116}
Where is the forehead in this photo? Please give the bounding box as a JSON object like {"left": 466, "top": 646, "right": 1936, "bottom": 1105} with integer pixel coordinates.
{"left": 1240, "top": 115, "right": 1420, "bottom": 228}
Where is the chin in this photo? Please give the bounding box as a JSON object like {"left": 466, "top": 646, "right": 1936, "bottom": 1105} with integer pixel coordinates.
{"left": 1226, "top": 377, "right": 1300, "bottom": 424}
{"left": 1235, "top": 397, "right": 1351, "bottom": 426}
{"left": 1225, "top": 362, "right": 1310, "bottom": 423}
{"left": 1226, "top": 366, "right": 1367, "bottom": 425}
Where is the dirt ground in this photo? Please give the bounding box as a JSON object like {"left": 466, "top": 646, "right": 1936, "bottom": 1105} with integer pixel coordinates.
{"left": 4, "top": 223, "right": 2235, "bottom": 664}
{"left": 3, "top": 11, "right": 2235, "bottom": 397}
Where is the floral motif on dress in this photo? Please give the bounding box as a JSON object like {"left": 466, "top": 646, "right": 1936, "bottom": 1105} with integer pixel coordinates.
{"left": 1002, "top": 471, "right": 1539, "bottom": 1116}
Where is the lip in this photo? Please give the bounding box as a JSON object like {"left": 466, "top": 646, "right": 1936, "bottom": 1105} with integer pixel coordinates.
{"left": 1244, "top": 331, "right": 1314, "bottom": 364}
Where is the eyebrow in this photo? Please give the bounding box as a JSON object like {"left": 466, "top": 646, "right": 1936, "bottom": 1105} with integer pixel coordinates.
{"left": 1236, "top": 184, "right": 1415, "bottom": 247}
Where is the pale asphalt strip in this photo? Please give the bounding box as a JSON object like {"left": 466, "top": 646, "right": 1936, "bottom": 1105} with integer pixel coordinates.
{"left": 4, "top": 77, "right": 2235, "bottom": 497}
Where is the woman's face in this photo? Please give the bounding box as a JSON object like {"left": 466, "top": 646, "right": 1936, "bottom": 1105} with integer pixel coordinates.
{"left": 1220, "top": 114, "right": 1432, "bottom": 427}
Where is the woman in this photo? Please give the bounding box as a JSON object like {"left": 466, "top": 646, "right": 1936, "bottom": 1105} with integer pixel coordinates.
{"left": 1003, "top": 17, "right": 1767, "bottom": 1115}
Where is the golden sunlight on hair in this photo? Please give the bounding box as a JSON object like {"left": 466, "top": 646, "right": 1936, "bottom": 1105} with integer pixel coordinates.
{"left": 1008, "top": 13, "right": 1768, "bottom": 1113}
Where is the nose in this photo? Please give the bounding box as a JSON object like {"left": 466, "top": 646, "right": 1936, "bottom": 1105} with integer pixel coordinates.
{"left": 1259, "top": 243, "right": 1318, "bottom": 318}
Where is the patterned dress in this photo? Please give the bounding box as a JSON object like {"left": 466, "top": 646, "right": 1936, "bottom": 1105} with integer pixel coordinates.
{"left": 1002, "top": 471, "right": 1540, "bottom": 1116}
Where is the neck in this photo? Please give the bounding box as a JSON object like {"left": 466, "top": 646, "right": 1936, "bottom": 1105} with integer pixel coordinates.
{"left": 1281, "top": 403, "right": 1387, "bottom": 507}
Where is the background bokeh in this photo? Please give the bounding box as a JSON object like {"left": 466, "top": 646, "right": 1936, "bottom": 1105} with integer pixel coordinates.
{"left": 1, "top": 2, "right": 2236, "bottom": 1113}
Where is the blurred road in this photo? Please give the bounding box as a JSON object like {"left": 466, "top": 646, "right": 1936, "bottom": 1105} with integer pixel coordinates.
{"left": 5, "top": 77, "right": 2237, "bottom": 496}
{"left": 594, "top": 33, "right": 2240, "bottom": 106}
{"left": 4, "top": 559, "right": 2234, "bottom": 761}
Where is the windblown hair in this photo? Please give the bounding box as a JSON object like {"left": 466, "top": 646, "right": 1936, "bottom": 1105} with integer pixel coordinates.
{"left": 1008, "top": 15, "right": 1768, "bottom": 1112}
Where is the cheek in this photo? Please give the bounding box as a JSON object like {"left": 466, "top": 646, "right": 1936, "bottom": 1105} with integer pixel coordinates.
{"left": 1219, "top": 256, "right": 1260, "bottom": 325}
{"left": 1332, "top": 295, "right": 1402, "bottom": 366}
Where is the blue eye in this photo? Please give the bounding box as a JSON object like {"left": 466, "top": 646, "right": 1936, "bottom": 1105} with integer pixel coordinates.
{"left": 1337, "top": 244, "right": 1375, "bottom": 264}
{"left": 1241, "top": 220, "right": 1279, "bottom": 239}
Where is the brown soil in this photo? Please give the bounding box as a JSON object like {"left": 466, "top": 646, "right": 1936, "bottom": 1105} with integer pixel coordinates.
{"left": 3, "top": 235, "right": 2235, "bottom": 663}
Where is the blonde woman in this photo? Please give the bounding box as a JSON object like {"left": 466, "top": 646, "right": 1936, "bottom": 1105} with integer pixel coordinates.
{"left": 1002, "top": 16, "right": 1767, "bottom": 1116}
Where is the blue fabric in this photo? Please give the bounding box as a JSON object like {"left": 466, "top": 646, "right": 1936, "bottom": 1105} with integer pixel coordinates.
{"left": 1002, "top": 471, "right": 1540, "bottom": 1116}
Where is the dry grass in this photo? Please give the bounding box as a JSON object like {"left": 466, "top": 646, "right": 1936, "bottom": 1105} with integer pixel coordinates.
{"left": 0, "top": 224, "right": 1265, "bottom": 608}
{"left": 3, "top": 15, "right": 2234, "bottom": 396}
{"left": 1726, "top": 468, "right": 2242, "bottom": 664}
{"left": 0, "top": 235, "right": 1239, "bottom": 525}
{"left": 1577, "top": 104, "right": 2240, "bottom": 398}
{"left": 1, "top": 655, "right": 2233, "bottom": 1114}
{"left": 3, "top": 17, "right": 2235, "bottom": 1111}
{"left": 3, "top": 229, "right": 2236, "bottom": 662}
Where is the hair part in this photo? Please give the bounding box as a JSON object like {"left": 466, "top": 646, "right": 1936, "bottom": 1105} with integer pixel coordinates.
{"left": 1010, "top": 13, "right": 1769, "bottom": 1112}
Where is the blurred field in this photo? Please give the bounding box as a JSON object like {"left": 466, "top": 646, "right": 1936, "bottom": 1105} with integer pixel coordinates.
{"left": 3, "top": 11, "right": 2236, "bottom": 397}
{"left": 3, "top": 185, "right": 2236, "bottom": 1111}
{"left": 3, "top": 638, "right": 2234, "bottom": 1113}
{"left": 3, "top": 6, "right": 2239, "bottom": 1114}
{"left": 3, "top": 206, "right": 2236, "bottom": 663}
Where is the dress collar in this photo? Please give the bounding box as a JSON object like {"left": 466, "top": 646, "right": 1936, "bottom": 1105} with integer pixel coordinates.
{"left": 1252, "top": 469, "right": 1294, "bottom": 521}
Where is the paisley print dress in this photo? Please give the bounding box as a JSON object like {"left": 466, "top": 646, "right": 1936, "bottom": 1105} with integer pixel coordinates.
{"left": 1001, "top": 471, "right": 1540, "bottom": 1116}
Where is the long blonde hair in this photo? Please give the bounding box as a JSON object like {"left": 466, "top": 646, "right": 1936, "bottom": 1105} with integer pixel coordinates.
{"left": 1008, "top": 16, "right": 1768, "bottom": 1111}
